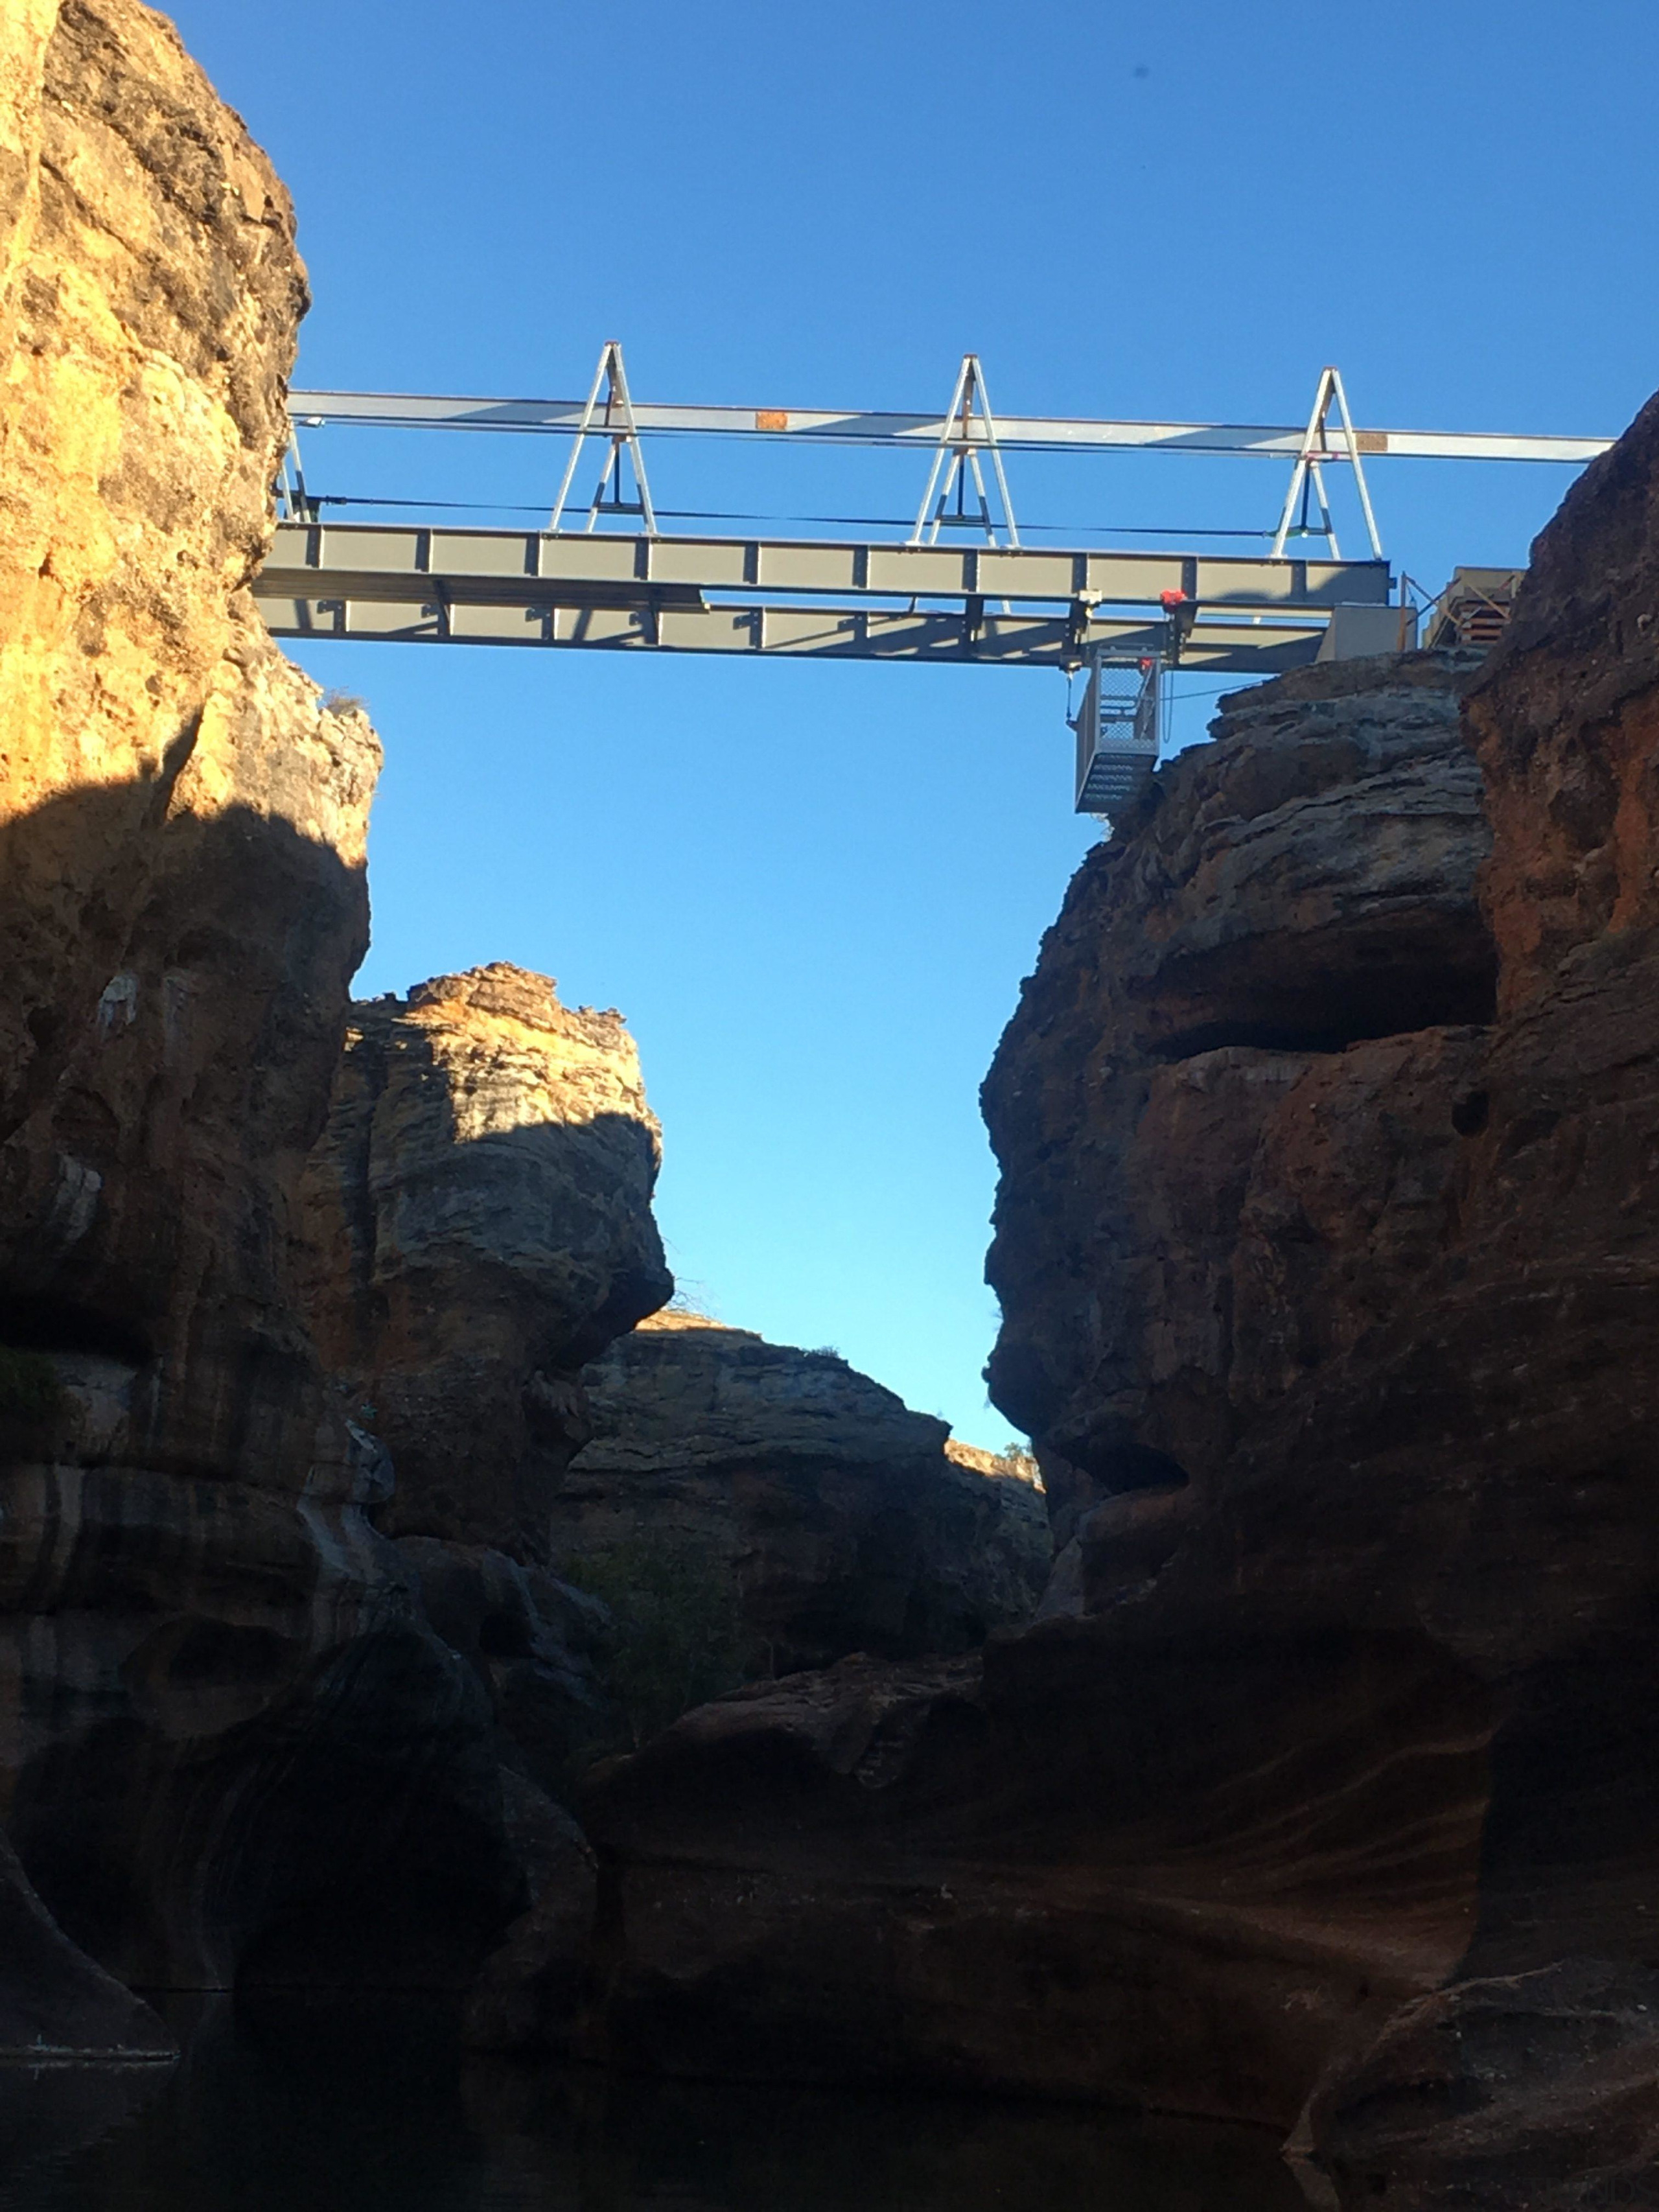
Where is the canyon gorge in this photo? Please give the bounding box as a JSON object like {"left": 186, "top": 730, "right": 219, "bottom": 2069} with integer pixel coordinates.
{"left": 3, "top": 6, "right": 1659, "bottom": 2211}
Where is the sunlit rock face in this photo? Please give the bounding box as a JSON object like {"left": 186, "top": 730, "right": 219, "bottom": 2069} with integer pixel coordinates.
{"left": 0, "top": 0, "right": 371, "bottom": 1482}
{"left": 583, "top": 393, "right": 1659, "bottom": 2174}
{"left": 0, "top": 1, "right": 518, "bottom": 2000}
{"left": 556, "top": 1311, "right": 1049, "bottom": 1675}
{"left": 298, "top": 962, "right": 674, "bottom": 1559}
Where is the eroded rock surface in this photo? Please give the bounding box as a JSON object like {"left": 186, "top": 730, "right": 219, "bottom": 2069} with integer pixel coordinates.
{"left": 1300, "top": 1961, "right": 1659, "bottom": 2211}
{"left": 583, "top": 397, "right": 1659, "bottom": 2177}
{"left": 0, "top": 0, "right": 520, "bottom": 2002}
{"left": 983, "top": 648, "right": 1492, "bottom": 1506}
{"left": 556, "top": 1312, "right": 1048, "bottom": 1673}
{"left": 298, "top": 963, "right": 672, "bottom": 1557}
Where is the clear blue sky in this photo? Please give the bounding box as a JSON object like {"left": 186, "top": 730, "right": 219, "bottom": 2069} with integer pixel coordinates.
{"left": 168, "top": 0, "right": 1659, "bottom": 1445}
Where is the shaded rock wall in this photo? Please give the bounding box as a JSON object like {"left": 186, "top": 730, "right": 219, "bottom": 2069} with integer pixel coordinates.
{"left": 0, "top": 0, "right": 520, "bottom": 2000}
{"left": 1301, "top": 1959, "right": 1659, "bottom": 2211}
{"left": 298, "top": 962, "right": 673, "bottom": 1558}
{"left": 292, "top": 961, "right": 675, "bottom": 2027}
{"left": 580, "top": 1629, "right": 1487, "bottom": 2119}
{"left": 578, "top": 654, "right": 1499, "bottom": 2121}
{"left": 557, "top": 1312, "right": 1049, "bottom": 1674}
{"left": 580, "top": 395, "right": 1659, "bottom": 2182}
{"left": 983, "top": 649, "right": 1492, "bottom": 1513}
{"left": 0, "top": 1825, "right": 172, "bottom": 2059}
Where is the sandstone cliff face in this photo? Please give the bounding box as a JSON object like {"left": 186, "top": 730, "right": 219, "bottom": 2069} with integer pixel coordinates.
{"left": 291, "top": 960, "right": 674, "bottom": 2007}
{"left": 298, "top": 963, "right": 673, "bottom": 1557}
{"left": 581, "top": 404, "right": 1659, "bottom": 2200}
{"left": 579, "top": 655, "right": 1501, "bottom": 2120}
{"left": 0, "top": 0, "right": 365, "bottom": 1484}
{"left": 983, "top": 649, "right": 1492, "bottom": 1520}
{"left": 555, "top": 1311, "right": 1048, "bottom": 1674}
{"left": 0, "top": 1, "right": 520, "bottom": 2003}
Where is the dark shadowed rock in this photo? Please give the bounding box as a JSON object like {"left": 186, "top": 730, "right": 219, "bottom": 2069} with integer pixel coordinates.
{"left": 580, "top": 1625, "right": 1485, "bottom": 2119}
{"left": 462, "top": 1778, "right": 599, "bottom": 2055}
{"left": 0, "top": 1827, "right": 173, "bottom": 2060}
{"left": 556, "top": 1312, "right": 1049, "bottom": 1674}
{"left": 393, "top": 1534, "right": 610, "bottom": 1799}
{"left": 579, "top": 387, "right": 1659, "bottom": 2167}
{"left": 1299, "top": 1961, "right": 1659, "bottom": 2210}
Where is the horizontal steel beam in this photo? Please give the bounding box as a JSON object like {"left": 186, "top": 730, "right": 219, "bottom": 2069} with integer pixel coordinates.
{"left": 255, "top": 590, "right": 1328, "bottom": 673}
{"left": 257, "top": 520, "right": 1391, "bottom": 613}
{"left": 288, "top": 388, "right": 1612, "bottom": 466}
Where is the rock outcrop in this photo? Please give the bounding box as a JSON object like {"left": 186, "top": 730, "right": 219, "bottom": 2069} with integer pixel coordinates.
{"left": 580, "top": 651, "right": 1499, "bottom": 2122}
{"left": 555, "top": 1311, "right": 1049, "bottom": 1674}
{"left": 581, "top": 393, "right": 1659, "bottom": 2199}
{"left": 0, "top": 0, "right": 520, "bottom": 2003}
{"left": 1299, "top": 1960, "right": 1659, "bottom": 2211}
{"left": 298, "top": 962, "right": 673, "bottom": 1558}
{"left": 983, "top": 647, "right": 1492, "bottom": 1530}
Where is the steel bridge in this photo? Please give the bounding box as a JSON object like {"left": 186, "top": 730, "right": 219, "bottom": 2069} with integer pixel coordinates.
{"left": 251, "top": 349, "right": 1610, "bottom": 808}
{"left": 257, "top": 524, "right": 1392, "bottom": 673}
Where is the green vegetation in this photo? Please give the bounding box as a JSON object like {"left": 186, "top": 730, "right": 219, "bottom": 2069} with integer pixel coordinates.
{"left": 564, "top": 1535, "right": 745, "bottom": 1752}
{"left": 994, "top": 1440, "right": 1039, "bottom": 1483}
{"left": 0, "top": 1345, "right": 61, "bottom": 1424}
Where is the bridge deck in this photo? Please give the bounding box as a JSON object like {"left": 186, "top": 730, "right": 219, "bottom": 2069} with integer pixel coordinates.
{"left": 253, "top": 520, "right": 1390, "bottom": 673}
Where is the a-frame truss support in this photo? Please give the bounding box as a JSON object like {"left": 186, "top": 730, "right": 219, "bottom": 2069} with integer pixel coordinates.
{"left": 909, "top": 353, "right": 1020, "bottom": 547}
{"left": 1270, "top": 365, "right": 1384, "bottom": 560}
{"left": 550, "top": 340, "right": 658, "bottom": 535}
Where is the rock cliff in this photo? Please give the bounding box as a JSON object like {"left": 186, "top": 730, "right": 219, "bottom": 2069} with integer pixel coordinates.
{"left": 0, "top": 0, "right": 518, "bottom": 2005}
{"left": 294, "top": 963, "right": 673, "bottom": 1837}
{"left": 298, "top": 962, "right": 673, "bottom": 1559}
{"left": 581, "top": 395, "right": 1659, "bottom": 2205}
{"left": 984, "top": 647, "right": 1492, "bottom": 1535}
{"left": 578, "top": 653, "right": 1501, "bottom": 2122}
{"left": 555, "top": 1310, "right": 1049, "bottom": 1675}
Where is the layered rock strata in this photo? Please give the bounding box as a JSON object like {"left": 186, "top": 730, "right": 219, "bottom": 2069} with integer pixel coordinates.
{"left": 0, "top": 0, "right": 520, "bottom": 2001}
{"left": 556, "top": 1311, "right": 1049, "bottom": 1675}
{"left": 984, "top": 647, "right": 1493, "bottom": 1534}
{"left": 289, "top": 964, "right": 673, "bottom": 2035}
{"left": 579, "top": 651, "right": 1498, "bottom": 2121}
{"left": 582, "top": 408, "right": 1659, "bottom": 2201}
{"left": 298, "top": 962, "right": 673, "bottom": 1559}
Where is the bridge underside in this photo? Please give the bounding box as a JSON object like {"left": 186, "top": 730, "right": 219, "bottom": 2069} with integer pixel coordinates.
{"left": 253, "top": 522, "right": 1393, "bottom": 675}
